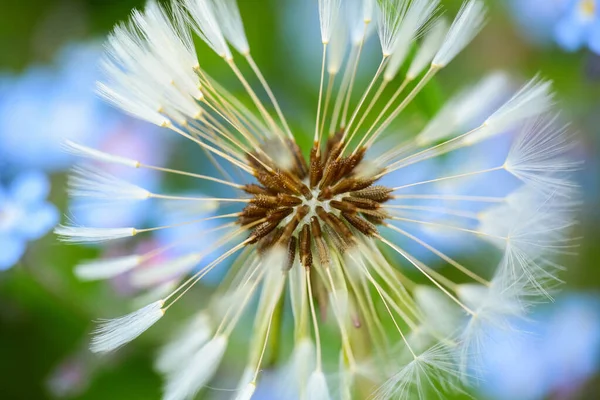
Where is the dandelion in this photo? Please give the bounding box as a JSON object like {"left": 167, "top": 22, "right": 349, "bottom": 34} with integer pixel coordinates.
{"left": 58, "top": 0, "right": 580, "bottom": 398}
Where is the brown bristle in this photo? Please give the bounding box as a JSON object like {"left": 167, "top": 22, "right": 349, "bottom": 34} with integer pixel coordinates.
{"left": 363, "top": 212, "right": 388, "bottom": 225}
{"left": 243, "top": 184, "right": 271, "bottom": 196}
{"left": 249, "top": 219, "right": 282, "bottom": 243}
{"left": 241, "top": 204, "right": 269, "bottom": 218}
{"left": 251, "top": 194, "right": 281, "bottom": 208}
{"left": 319, "top": 159, "right": 343, "bottom": 190}
{"left": 266, "top": 207, "right": 293, "bottom": 221}
{"left": 288, "top": 139, "right": 309, "bottom": 179}
{"left": 277, "top": 194, "right": 303, "bottom": 207}
{"left": 342, "top": 213, "right": 378, "bottom": 236}
{"left": 316, "top": 207, "right": 355, "bottom": 246}
{"left": 299, "top": 224, "right": 313, "bottom": 269}
{"left": 310, "top": 144, "right": 324, "bottom": 188}
{"left": 350, "top": 186, "right": 394, "bottom": 202}
{"left": 257, "top": 228, "right": 284, "bottom": 253}
{"left": 286, "top": 236, "right": 297, "bottom": 270}
{"left": 330, "top": 200, "right": 358, "bottom": 214}
{"left": 343, "top": 196, "right": 381, "bottom": 210}
{"left": 310, "top": 217, "right": 330, "bottom": 267}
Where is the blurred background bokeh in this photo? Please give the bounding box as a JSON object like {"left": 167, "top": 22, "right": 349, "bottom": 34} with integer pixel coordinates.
{"left": 0, "top": 0, "right": 599, "bottom": 399}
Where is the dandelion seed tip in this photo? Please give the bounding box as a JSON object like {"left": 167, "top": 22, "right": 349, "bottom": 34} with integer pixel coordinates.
{"left": 431, "top": 62, "right": 444, "bottom": 69}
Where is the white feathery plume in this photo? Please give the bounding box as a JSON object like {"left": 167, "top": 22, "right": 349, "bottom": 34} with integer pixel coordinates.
{"left": 210, "top": 0, "right": 250, "bottom": 55}
{"left": 406, "top": 17, "right": 448, "bottom": 80}
{"left": 99, "top": 2, "right": 203, "bottom": 125}
{"left": 90, "top": 300, "right": 165, "bottom": 353}
{"left": 505, "top": 116, "right": 580, "bottom": 194}
{"left": 63, "top": 140, "right": 140, "bottom": 168}
{"left": 307, "top": 370, "right": 332, "bottom": 400}
{"left": 68, "top": 166, "right": 150, "bottom": 201}
{"left": 464, "top": 76, "right": 555, "bottom": 145}
{"left": 137, "top": 1, "right": 201, "bottom": 92}
{"left": 384, "top": 0, "right": 440, "bottom": 81}
{"left": 55, "top": 225, "right": 136, "bottom": 244}
{"left": 432, "top": 0, "right": 486, "bottom": 68}
{"left": 278, "top": 339, "right": 316, "bottom": 399}
{"left": 183, "top": 0, "right": 232, "bottom": 59}
{"left": 456, "top": 269, "right": 531, "bottom": 377}
{"left": 130, "top": 253, "right": 203, "bottom": 289}
{"left": 235, "top": 383, "right": 256, "bottom": 400}
{"left": 318, "top": 0, "right": 343, "bottom": 44}
{"left": 414, "top": 285, "right": 464, "bottom": 337}
{"left": 376, "top": 0, "right": 410, "bottom": 56}
{"left": 415, "top": 72, "right": 511, "bottom": 145}
{"left": 347, "top": 0, "right": 375, "bottom": 45}
{"left": 328, "top": 15, "right": 348, "bottom": 75}
{"left": 373, "top": 344, "right": 464, "bottom": 400}
{"left": 163, "top": 335, "right": 228, "bottom": 400}
{"left": 155, "top": 313, "right": 213, "bottom": 374}
{"left": 75, "top": 255, "right": 142, "bottom": 281}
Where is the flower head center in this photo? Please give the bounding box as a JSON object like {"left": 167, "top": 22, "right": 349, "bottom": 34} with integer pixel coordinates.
{"left": 239, "top": 132, "right": 393, "bottom": 269}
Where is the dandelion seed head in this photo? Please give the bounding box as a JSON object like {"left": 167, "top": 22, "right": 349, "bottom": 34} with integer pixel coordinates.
{"left": 60, "top": 0, "right": 580, "bottom": 398}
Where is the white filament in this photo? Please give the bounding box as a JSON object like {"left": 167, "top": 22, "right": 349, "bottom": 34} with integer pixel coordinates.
{"left": 318, "top": 0, "right": 343, "bottom": 44}
{"left": 211, "top": 0, "right": 249, "bottom": 55}
{"left": 307, "top": 370, "right": 332, "bottom": 400}
{"left": 384, "top": 0, "right": 440, "bottom": 81}
{"left": 416, "top": 71, "right": 511, "bottom": 145}
{"left": 55, "top": 225, "right": 136, "bottom": 244}
{"left": 68, "top": 166, "right": 150, "bottom": 201}
{"left": 376, "top": 0, "right": 409, "bottom": 56}
{"left": 407, "top": 17, "right": 448, "bottom": 80}
{"left": 432, "top": 0, "right": 486, "bottom": 68}
{"left": 63, "top": 141, "right": 140, "bottom": 168}
{"left": 155, "top": 313, "right": 213, "bottom": 374}
{"left": 183, "top": 0, "right": 232, "bottom": 59}
{"left": 163, "top": 335, "right": 228, "bottom": 400}
{"left": 75, "top": 255, "right": 141, "bottom": 281}
{"left": 90, "top": 300, "right": 164, "bottom": 353}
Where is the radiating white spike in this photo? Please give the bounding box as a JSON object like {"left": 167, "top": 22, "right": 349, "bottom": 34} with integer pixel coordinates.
{"left": 75, "top": 255, "right": 142, "bottom": 281}
{"left": 130, "top": 253, "right": 203, "bottom": 289}
{"left": 465, "top": 76, "right": 556, "bottom": 145}
{"left": 183, "top": 0, "right": 232, "bottom": 59}
{"left": 211, "top": 0, "right": 249, "bottom": 55}
{"left": 416, "top": 72, "right": 511, "bottom": 145}
{"left": 373, "top": 344, "right": 463, "bottom": 400}
{"left": 384, "top": 0, "right": 440, "bottom": 81}
{"left": 235, "top": 382, "right": 256, "bottom": 400}
{"left": 376, "top": 0, "right": 410, "bottom": 56}
{"left": 307, "top": 370, "right": 331, "bottom": 400}
{"left": 90, "top": 300, "right": 164, "bottom": 353}
{"left": 407, "top": 17, "right": 448, "bottom": 80}
{"left": 63, "top": 141, "right": 140, "bottom": 168}
{"left": 318, "top": 0, "right": 343, "bottom": 44}
{"left": 55, "top": 225, "right": 136, "bottom": 244}
{"left": 68, "top": 166, "right": 150, "bottom": 201}
{"left": 328, "top": 15, "right": 348, "bottom": 74}
{"left": 99, "top": 1, "right": 203, "bottom": 125}
{"left": 505, "top": 116, "right": 579, "bottom": 193}
{"left": 155, "top": 313, "right": 213, "bottom": 374}
{"left": 414, "top": 285, "right": 464, "bottom": 337}
{"left": 432, "top": 0, "right": 486, "bottom": 68}
{"left": 163, "top": 335, "right": 228, "bottom": 400}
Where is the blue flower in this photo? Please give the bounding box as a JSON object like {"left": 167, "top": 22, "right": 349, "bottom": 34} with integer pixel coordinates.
{"left": 479, "top": 293, "right": 600, "bottom": 400}
{"left": 555, "top": 0, "right": 600, "bottom": 53}
{"left": 508, "top": 0, "right": 600, "bottom": 54}
{"left": 0, "top": 171, "right": 59, "bottom": 270}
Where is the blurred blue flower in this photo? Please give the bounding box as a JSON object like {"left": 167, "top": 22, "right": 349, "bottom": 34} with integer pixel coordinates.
{"left": 0, "top": 171, "right": 59, "bottom": 269}
{"left": 555, "top": 0, "right": 600, "bottom": 53}
{"left": 0, "top": 42, "right": 165, "bottom": 172}
{"left": 479, "top": 293, "right": 600, "bottom": 400}
{"left": 508, "top": 0, "right": 600, "bottom": 54}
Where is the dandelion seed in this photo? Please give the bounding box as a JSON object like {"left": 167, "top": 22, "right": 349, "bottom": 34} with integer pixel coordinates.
{"left": 61, "top": 0, "right": 579, "bottom": 398}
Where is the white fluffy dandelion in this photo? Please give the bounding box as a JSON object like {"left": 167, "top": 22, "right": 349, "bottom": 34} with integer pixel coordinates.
{"left": 59, "top": 0, "right": 579, "bottom": 399}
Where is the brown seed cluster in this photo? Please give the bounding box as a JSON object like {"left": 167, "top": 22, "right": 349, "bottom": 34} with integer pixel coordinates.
{"left": 240, "top": 132, "right": 393, "bottom": 269}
